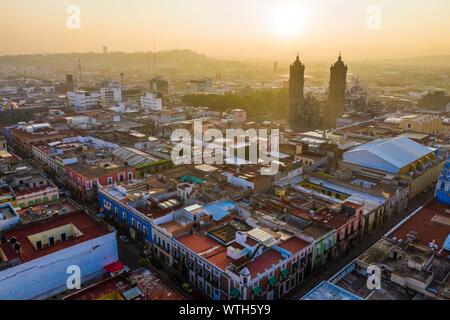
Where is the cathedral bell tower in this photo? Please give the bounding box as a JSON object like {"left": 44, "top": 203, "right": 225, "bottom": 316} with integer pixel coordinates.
{"left": 325, "top": 53, "right": 348, "bottom": 129}
{"left": 288, "top": 54, "right": 305, "bottom": 130}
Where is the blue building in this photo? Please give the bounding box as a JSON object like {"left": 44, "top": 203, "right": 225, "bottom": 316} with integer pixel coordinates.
{"left": 98, "top": 185, "right": 154, "bottom": 243}
{"left": 435, "top": 158, "right": 450, "bottom": 205}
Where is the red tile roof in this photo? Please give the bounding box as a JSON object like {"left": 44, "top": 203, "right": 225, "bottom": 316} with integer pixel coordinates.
{"left": 245, "top": 249, "right": 282, "bottom": 277}
{"left": 278, "top": 237, "right": 310, "bottom": 254}
{"left": 0, "top": 211, "right": 111, "bottom": 263}
{"left": 389, "top": 199, "right": 450, "bottom": 249}
{"left": 177, "top": 233, "right": 222, "bottom": 254}
{"left": 206, "top": 249, "right": 233, "bottom": 270}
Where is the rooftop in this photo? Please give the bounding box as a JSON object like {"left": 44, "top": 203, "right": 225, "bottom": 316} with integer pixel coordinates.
{"left": 0, "top": 211, "right": 111, "bottom": 264}
{"left": 343, "top": 136, "right": 435, "bottom": 174}
{"left": 65, "top": 268, "right": 185, "bottom": 300}
{"left": 177, "top": 233, "right": 223, "bottom": 255}
{"left": 389, "top": 199, "right": 450, "bottom": 251}
{"left": 302, "top": 281, "right": 363, "bottom": 300}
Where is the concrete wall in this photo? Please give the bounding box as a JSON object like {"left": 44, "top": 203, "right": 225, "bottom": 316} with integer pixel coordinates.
{"left": 0, "top": 232, "right": 118, "bottom": 300}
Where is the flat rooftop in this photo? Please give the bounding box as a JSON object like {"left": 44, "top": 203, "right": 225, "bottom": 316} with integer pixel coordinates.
{"left": 16, "top": 198, "right": 81, "bottom": 224}
{"left": 389, "top": 199, "right": 450, "bottom": 250}
{"left": 0, "top": 203, "right": 18, "bottom": 220}
{"left": 245, "top": 249, "right": 283, "bottom": 277}
{"left": 0, "top": 211, "right": 111, "bottom": 263}
{"left": 302, "top": 281, "right": 363, "bottom": 300}
{"left": 65, "top": 268, "right": 185, "bottom": 300}
{"left": 278, "top": 236, "right": 310, "bottom": 254}
{"left": 177, "top": 233, "right": 224, "bottom": 255}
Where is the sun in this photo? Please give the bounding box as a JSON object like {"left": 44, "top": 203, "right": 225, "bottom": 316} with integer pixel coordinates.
{"left": 268, "top": 2, "right": 309, "bottom": 38}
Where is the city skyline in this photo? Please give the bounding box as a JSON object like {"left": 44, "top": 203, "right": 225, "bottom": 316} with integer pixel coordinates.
{"left": 1, "top": 0, "right": 450, "bottom": 61}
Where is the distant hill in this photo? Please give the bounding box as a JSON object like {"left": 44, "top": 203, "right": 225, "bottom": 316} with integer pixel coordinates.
{"left": 0, "top": 50, "right": 261, "bottom": 76}
{"left": 373, "top": 55, "right": 450, "bottom": 67}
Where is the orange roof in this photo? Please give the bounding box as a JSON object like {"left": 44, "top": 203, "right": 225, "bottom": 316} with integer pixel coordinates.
{"left": 390, "top": 199, "right": 450, "bottom": 249}
{"left": 245, "top": 249, "right": 282, "bottom": 277}
{"left": 206, "top": 249, "right": 233, "bottom": 270}
{"left": 0, "top": 211, "right": 111, "bottom": 263}
{"left": 177, "top": 233, "right": 223, "bottom": 254}
{"left": 278, "top": 237, "right": 310, "bottom": 254}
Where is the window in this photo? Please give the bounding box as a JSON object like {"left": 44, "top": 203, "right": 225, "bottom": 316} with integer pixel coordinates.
{"left": 107, "top": 177, "right": 113, "bottom": 185}
{"left": 122, "top": 212, "right": 126, "bottom": 221}
{"left": 143, "top": 227, "right": 148, "bottom": 237}
{"left": 128, "top": 172, "right": 133, "bottom": 180}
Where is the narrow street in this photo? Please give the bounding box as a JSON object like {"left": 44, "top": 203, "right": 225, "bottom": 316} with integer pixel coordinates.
{"left": 117, "top": 237, "right": 200, "bottom": 299}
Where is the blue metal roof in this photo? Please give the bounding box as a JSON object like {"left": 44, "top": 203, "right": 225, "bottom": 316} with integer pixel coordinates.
{"left": 204, "top": 200, "right": 237, "bottom": 221}
{"left": 301, "top": 281, "right": 363, "bottom": 300}
{"left": 443, "top": 234, "right": 450, "bottom": 251}
{"left": 343, "top": 136, "right": 434, "bottom": 174}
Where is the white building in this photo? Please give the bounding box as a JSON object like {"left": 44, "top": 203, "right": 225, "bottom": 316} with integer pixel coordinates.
{"left": 0, "top": 211, "right": 118, "bottom": 300}
{"left": 141, "top": 92, "right": 163, "bottom": 112}
{"left": 188, "top": 78, "right": 213, "bottom": 93}
{"left": 100, "top": 87, "right": 122, "bottom": 107}
{"left": 67, "top": 91, "right": 101, "bottom": 112}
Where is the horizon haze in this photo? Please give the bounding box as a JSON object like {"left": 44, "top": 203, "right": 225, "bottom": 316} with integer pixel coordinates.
{"left": 1, "top": 0, "right": 450, "bottom": 62}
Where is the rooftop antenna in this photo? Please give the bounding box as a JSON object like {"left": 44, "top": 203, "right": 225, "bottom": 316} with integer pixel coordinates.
{"left": 153, "top": 40, "right": 157, "bottom": 76}
{"left": 78, "top": 59, "right": 82, "bottom": 82}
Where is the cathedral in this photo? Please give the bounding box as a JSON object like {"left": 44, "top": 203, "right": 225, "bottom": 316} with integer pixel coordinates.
{"left": 324, "top": 54, "right": 348, "bottom": 129}
{"left": 288, "top": 54, "right": 321, "bottom": 131}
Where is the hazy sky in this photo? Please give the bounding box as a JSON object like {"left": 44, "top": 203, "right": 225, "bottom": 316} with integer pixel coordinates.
{"left": 1, "top": 0, "right": 450, "bottom": 61}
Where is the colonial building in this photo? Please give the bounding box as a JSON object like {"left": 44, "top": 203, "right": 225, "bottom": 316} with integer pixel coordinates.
{"left": 0, "top": 211, "right": 118, "bottom": 300}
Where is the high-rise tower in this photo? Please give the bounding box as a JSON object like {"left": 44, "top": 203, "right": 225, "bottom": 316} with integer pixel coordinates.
{"left": 325, "top": 54, "right": 348, "bottom": 129}
{"left": 288, "top": 54, "right": 305, "bottom": 130}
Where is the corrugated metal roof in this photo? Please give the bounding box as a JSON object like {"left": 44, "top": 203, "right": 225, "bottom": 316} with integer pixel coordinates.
{"left": 343, "top": 136, "right": 433, "bottom": 174}
{"left": 444, "top": 234, "right": 450, "bottom": 251}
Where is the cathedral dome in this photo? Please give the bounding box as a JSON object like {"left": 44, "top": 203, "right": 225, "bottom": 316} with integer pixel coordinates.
{"left": 333, "top": 54, "right": 347, "bottom": 68}
{"left": 291, "top": 54, "right": 304, "bottom": 69}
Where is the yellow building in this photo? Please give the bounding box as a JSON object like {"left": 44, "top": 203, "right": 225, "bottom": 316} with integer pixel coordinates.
{"left": 342, "top": 136, "right": 444, "bottom": 200}
{"left": 385, "top": 114, "right": 441, "bottom": 135}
